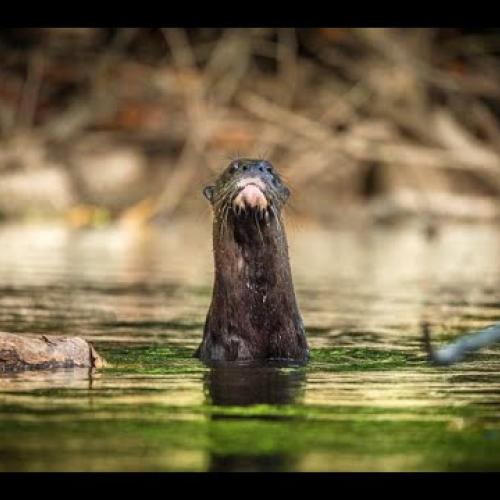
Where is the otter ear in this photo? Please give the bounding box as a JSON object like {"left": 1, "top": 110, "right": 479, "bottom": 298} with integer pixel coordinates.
{"left": 203, "top": 185, "right": 215, "bottom": 203}
{"left": 282, "top": 186, "right": 290, "bottom": 201}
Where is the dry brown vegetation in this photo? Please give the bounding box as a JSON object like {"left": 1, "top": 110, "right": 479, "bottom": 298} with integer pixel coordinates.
{"left": 1, "top": 28, "right": 500, "bottom": 226}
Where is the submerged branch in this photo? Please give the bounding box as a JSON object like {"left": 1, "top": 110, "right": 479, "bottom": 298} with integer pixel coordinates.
{"left": 422, "top": 322, "right": 500, "bottom": 366}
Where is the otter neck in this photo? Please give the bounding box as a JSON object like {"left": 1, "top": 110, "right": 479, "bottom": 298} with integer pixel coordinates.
{"left": 211, "top": 212, "right": 296, "bottom": 314}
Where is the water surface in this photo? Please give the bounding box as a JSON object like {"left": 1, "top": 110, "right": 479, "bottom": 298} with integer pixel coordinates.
{"left": 1, "top": 220, "right": 500, "bottom": 471}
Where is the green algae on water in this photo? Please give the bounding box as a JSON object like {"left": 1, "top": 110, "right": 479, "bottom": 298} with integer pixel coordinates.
{"left": 98, "top": 344, "right": 415, "bottom": 376}
{"left": 100, "top": 344, "right": 207, "bottom": 375}
{"left": 310, "top": 347, "right": 415, "bottom": 371}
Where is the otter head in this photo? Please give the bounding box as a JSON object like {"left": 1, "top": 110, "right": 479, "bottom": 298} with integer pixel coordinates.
{"left": 203, "top": 159, "right": 290, "bottom": 223}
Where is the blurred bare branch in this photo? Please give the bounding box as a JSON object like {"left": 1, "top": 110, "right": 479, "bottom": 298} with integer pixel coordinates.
{"left": 1, "top": 28, "right": 500, "bottom": 224}
{"left": 16, "top": 49, "right": 45, "bottom": 131}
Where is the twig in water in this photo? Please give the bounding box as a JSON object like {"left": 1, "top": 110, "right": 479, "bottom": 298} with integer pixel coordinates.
{"left": 422, "top": 321, "right": 500, "bottom": 366}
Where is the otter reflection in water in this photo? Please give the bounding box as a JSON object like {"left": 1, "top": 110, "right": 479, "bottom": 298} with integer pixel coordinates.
{"left": 196, "top": 159, "right": 309, "bottom": 364}
{"left": 204, "top": 363, "right": 306, "bottom": 472}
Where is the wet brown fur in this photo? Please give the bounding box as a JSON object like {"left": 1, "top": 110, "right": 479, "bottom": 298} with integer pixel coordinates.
{"left": 196, "top": 159, "right": 309, "bottom": 364}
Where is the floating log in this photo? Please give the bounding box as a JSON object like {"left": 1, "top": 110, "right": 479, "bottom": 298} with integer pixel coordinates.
{"left": 0, "top": 332, "right": 105, "bottom": 373}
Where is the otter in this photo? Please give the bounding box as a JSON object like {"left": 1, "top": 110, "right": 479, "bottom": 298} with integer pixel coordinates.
{"left": 196, "top": 159, "right": 309, "bottom": 364}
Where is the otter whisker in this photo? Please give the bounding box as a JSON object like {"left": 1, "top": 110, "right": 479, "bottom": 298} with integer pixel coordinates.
{"left": 218, "top": 202, "right": 230, "bottom": 242}
{"left": 214, "top": 193, "right": 232, "bottom": 211}
{"left": 254, "top": 209, "right": 264, "bottom": 244}
{"left": 218, "top": 210, "right": 226, "bottom": 236}
{"left": 214, "top": 181, "right": 238, "bottom": 204}
{"left": 225, "top": 205, "right": 233, "bottom": 240}
{"left": 270, "top": 204, "right": 283, "bottom": 244}
{"left": 222, "top": 203, "right": 231, "bottom": 241}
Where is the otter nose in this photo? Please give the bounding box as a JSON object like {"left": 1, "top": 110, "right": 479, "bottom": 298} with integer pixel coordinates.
{"left": 241, "top": 161, "right": 271, "bottom": 176}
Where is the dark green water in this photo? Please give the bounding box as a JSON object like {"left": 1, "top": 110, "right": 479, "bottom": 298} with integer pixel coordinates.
{"left": 1, "top": 221, "right": 500, "bottom": 471}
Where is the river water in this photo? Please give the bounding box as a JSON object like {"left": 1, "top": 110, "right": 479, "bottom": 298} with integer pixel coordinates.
{"left": 1, "top": 219, "right": 500, "bottom": 471}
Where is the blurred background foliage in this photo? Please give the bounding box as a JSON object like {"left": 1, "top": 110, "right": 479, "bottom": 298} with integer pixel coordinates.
{"left": 1, "top": 27, "right": 500, "bottom": 228}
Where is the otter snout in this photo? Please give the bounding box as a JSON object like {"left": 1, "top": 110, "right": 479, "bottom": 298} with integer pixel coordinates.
{"left": 233, "top": 177, "right": 268, "bottom": 211}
